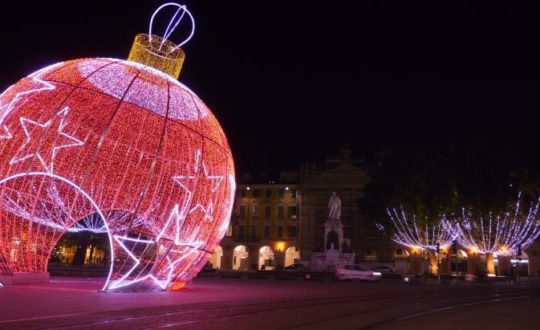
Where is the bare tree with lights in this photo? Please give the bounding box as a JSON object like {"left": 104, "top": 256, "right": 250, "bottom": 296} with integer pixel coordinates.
{"left": 381, "top": 207, "right": 460, "bottom": 277}
{"left": 450, "top": 194, "right": 540, "bottom": 274}
{"left": 386, "top": 207, "right": 460, "bottom": 251}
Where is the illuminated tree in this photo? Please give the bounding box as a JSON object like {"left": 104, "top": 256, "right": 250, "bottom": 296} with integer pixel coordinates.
{"left": 453, "top": 195, "right": 540, "bottom": 256}
{"left": 385, "top": 207, "right": 460, "bottom": 251}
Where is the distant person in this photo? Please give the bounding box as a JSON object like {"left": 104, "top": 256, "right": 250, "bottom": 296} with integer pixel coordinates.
{"left": 510, "top": 266, "right": 514, "bottom": 281}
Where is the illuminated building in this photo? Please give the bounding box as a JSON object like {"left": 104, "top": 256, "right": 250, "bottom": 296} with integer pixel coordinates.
{"left": 296, "top": 145, "right": 373, "bottom": 263}
{"left": 213, "top": 183, "right": 300, "bottom": 271}
{"left": 212, "top": 145, "right": 374, "bottom": 271}
{"left": 217, "top": 145, "right": 540, "bottom": 278}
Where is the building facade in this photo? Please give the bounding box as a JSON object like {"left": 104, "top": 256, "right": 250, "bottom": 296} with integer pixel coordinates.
{"left": 209, "top": 145, "right": 377, "bottom": 271}
{"left": 208, "top": 146, "right": 540, "bottom": 277}
{"left": 211, "top": 183, "right": 301, "bottom": 271}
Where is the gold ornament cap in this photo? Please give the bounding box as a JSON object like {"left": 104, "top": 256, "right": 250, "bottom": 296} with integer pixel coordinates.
{"left": 128, "top": 34, "right": 185, "bottom": 79}
{"left": 128, "top": 3, "right": 195, "bottom": 79}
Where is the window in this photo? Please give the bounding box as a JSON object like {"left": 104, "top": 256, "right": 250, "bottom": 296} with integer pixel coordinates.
{"left": 365, "top": 250, "right": 377, "bottom": 261}
{"left": 291, "top": 189, "right": 297, "bottom": 199}
{"left": 253, "top": 189, "right": 260, "bottom": 197}
{"left": 288, "top": 206, "right": 297, "bottom": 218}
{"left": 279, "top": 190, "right": 284, "bottom": 198}
{"left": 264, "top": 205, "right": 271, "bottom": 218}
{"left": 396, "top": 248, "right": 403, "bottom": 256}
{"left": 251, "top": 226, "right": 258, "bottom": 239}
{"left": 277, "top": 205, "right": 284, "bottom": 219}
{"left": 288, "top": 226, "right": 297, "bottom": 237}
{"left": 240, "top": 189, "right": 246, "bottom": 198}
{"left": 264, "top": 226, "right": 270, "bottom": 239}
{"left": 252, "top": 204, "right": 259, "bottom": 218}
{"left": 277, "top": 226, "right": 283, "bottom": 238}
{"left": 226, "top": 226, "right": 233, "bottom": 237}
{"left": 238, "top": 225, "right": 245, "bottom": 237}
{"left": 265, "top": 190, "right": 272, "bottom": 198}
{"left": 239, "top": 205, "right": 246, "bottom": 218}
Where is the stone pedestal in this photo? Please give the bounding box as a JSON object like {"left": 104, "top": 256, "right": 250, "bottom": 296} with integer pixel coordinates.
{"left": 324, "top": 218, "right": 344, "bottom": 252}
{"left": 310, "top": 217, "right": 355, "bottom": 271}
{"left": 0, "top": 272, "right": 49, "bottom": 285}
{"left": 310, "top": 250, "right": 355, "bottom": 271}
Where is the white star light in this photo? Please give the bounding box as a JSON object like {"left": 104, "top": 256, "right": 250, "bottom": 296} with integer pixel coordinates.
{"left": 173, "top": 149, "right": 224, "bottom": 223}
{"left": 109, "top": 235, "right": 156, "bottom": 290}
{"left": 108, "top": 204, "right": 204, "bottom": 291}
{"left": 189, "top": 202, "right": 215, "bottom": 222}
{"left": 0, "top": 63, "right": 61, "bottom": 140}
{"left": 9, "top": 107, "right": 84, "bottom": 173}
{"left": 109, "top": 150, "right": 225, "bottom": 291}
{"left": 202, "top": 162, "right": 224, "bottom": 193}
{"left": 157, "top": 203, "right": 189, "bottom": 245}
{"left": 171, "top": 150, "right": 201, "bottom": 216}
{"left": 149, "top": 240, "right": 204, "bottom": 290}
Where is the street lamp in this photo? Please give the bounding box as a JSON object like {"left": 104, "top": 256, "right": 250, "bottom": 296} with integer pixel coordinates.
{"left": 436, "top": 242, "right": 441, "bottom": 283}
{"left": 516, "top": 244, "right": 522, "bottom": 282}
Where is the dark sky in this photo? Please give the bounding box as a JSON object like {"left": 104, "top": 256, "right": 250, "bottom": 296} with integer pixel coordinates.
{"left": 2, "top": 1, "right": 540, "bottom": 178}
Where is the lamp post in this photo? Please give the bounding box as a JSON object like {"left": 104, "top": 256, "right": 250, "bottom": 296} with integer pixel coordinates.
{"left": 242, "top": 186, "right": 253, "bottom": 271}
{"left": 436, "top": 242, "right": 441, "bottom": 283}
{"left": 516, "top": 244, "right": 522, "bottom": 283}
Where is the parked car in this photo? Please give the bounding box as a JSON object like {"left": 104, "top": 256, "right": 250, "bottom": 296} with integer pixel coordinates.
{"left": 336, "top": 264, "right": 382, "bottom": 281}
{"left": 370, "top": 265, "right": 396, "bottom": 274}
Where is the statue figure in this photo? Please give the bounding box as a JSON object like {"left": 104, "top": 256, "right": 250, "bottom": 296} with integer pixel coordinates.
{"left": 328, "top": 191, "right": 341, "bottom": 220}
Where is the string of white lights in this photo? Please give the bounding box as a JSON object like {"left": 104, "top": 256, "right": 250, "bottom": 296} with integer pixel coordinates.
{"left": 386, "top": 207, "right": 460, "bottom": 251}
{"left": 454, "top": 195, "right": 540, "bottom": 255}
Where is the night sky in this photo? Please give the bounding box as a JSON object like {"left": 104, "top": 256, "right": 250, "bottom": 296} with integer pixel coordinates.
{"left": 2, "top": 1, "right": 540, "bottom": 179}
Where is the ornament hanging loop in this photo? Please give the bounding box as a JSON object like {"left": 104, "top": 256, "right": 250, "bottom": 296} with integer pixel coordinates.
{"left": 149, "top": 3, "right": 196, "bottom": 52}
{"left": 128, "top": 3, "right": 195, "bottom": 78}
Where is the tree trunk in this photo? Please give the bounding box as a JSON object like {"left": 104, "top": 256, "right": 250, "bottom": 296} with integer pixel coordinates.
{"left": 72, "top": 232, "right": 91, "bottom": 266}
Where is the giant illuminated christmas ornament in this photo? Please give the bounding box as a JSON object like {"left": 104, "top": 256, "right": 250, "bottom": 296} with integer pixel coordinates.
{"left": 0, "top": 3, "right": 235, "bottom": 291}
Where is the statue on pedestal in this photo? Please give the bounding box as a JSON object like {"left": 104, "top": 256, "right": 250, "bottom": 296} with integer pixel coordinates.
{"left": 325, "top": 192, "right": 343, "bottom": 251}
{"left": 328, "top": 191, "right": 341, "bottom": 221}
{"left": 311, "top": 191, "right": 355, "bottom": 271}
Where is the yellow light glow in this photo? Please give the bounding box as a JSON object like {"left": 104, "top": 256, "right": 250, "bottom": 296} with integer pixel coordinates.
{"left": 276, "top": 241, "right": 286, "bottom": 252}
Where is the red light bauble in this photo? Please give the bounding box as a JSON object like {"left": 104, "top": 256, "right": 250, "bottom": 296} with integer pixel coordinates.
{"left": 0, "top": 5, "right": 235, "bottom": 292}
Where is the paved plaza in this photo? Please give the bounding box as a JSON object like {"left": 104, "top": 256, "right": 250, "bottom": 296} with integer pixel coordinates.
{"left": 1, "top": 276, "right": 539, "bottom": 329}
